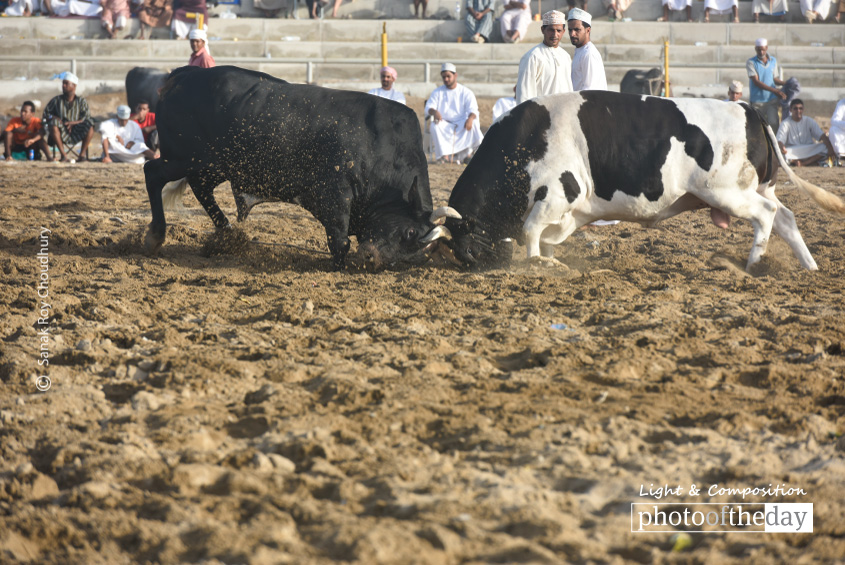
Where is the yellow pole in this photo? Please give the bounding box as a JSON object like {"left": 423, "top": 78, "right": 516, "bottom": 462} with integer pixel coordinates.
{"left": 663, "top": 40, "right": 670, "bottom": 97}
{"left": 381, "top": 23, "right": 388, "bottom": 68}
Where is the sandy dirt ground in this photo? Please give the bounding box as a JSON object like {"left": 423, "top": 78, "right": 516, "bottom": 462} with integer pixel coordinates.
{"left": 1, "top": 93, "right": 844, "bottom": 564}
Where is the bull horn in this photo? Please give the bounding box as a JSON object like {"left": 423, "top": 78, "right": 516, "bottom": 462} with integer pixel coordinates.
{"left": 430, "top": 206, "right": 462, "bottom": 224}
{"left": 420, "top": 225, "right": 452, "bottom": 243}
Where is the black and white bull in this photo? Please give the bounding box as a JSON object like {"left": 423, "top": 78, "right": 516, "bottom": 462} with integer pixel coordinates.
{"left": 144, "top": 65, "right": 457, "bottom": 270}
{"left": 431, "top": 91, "right": 844, "bottom": 271}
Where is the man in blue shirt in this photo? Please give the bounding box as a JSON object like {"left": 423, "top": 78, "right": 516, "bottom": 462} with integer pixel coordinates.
{"left": 746, "top": 38, "right": 786, "bottom": 130}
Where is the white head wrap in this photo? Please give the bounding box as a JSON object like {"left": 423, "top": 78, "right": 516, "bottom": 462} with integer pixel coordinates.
{"left": 441, "top": 63, "right": 457, "bottom": 74}
{"left": 63, "top": 72, "right": 79, "bottom": 85}
{"left": 755, "top": 38, "right": 767, "bottom": 47}
{"left": 542, "top": 10, "right": 565, "bottom": 26}
{"left": 567, "top": 8, "right": 592, "bottom": 26}
{"left": 117, "top": 105, "right": 131, "bottom": 119}
{"left": 729, "top": 80, "right": 743, "bottom": 93}
{"left": 381, "top": 66, "right": 398, "bottom": 80}
{"left": 189, "top": 29, "right": 208, "bottom": 42}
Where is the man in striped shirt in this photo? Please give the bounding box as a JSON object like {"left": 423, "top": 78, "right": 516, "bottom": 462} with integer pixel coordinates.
{"left": 43, "top": 72, "right": 95, "bottom": 162}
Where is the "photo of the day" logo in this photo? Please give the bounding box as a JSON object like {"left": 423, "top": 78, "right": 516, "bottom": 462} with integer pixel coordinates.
{"left": 631, "top": 503, "right": 813, "bottom": 533}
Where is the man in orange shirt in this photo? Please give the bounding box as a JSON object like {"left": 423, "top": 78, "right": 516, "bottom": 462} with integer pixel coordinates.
{"left": 4, "top": 101, "right": 50, "bottom": 161}
{"left": 133, "top": 100, "right": 159, "bottom": 153}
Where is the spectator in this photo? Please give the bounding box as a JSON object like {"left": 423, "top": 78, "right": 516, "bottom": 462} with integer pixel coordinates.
{"left": 800, "top": 0, "right": 832, "bottom": 22}
{"left": 704, "top": 0, "right": 738, "bottom": 22}
{"left": 100, "top": 105, "right": 155, "bottom": 164}
{"left": 776, "top": 99, "right": 835, "bottom": 168}
{"left": 135, "top": 0, "right": 172, "bottom": 40}
{"left": 413, "top": 0, "right": 427, "bottom": 18}
{"left": 658, "top": 0, "right": 692, "bottom": 21}
{"left": 101, "top": 0, "right": 131, "bottom": 39}
{"left": 41, "top": 0, "right": 102, "bottom": 16}
{"left": 368, "top": 66, "right": 406, "bottom": 105}
{"left": 829, "top": 98, "right": 845, "bottom": 164}
{"left": 724, "top": 80, "right": 743, "bottom": 102}
{"left": 188, "top": 29, "right": 215, "bottom": 68}
{"left": 568, "top": 8, "right": 606, "bottom": 92}
{"left": 566, "top": 0, "right": 588, "bottom": 9}
{"left": 172, "top": 0, "right": 207, "bottom": 39}
{"left": 465, "top": 0, "right": 494, "bottom": 44}
{"left": 501, "top": 1, "right": 532, "bottom": 44}
{"left": 603, "top": 0, "right": 633, "bottom": 20}
{"left": 43, "top": 72, "right": 95, "bottom": 162}
{"left": 836, "top": 0, "right": 844, "bottom": 22}
{"left": 747, "top": 38, "right": 785, "bottom": 131}
{"left": 425, "top": 63, "right": 484, "bottom": 164}
{"left": 515, "top": 10, "right": 572, "bottom": 104}
{"left": 3, "top": 0, "right": 35, "bottom": 16}
{"left": 3, "top": 101, "right": 49, "bottom": 162}
{"left": 132, "top": 100, "right": 159, "bottom": 152}
{"left": 492, "top": 87, "right": 516, "bottom": 122}
{"left": 752, "top": 0, "right": 787, "bottom": 22}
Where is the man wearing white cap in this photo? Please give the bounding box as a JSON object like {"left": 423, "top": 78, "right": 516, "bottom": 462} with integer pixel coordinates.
{"left": 188, "top": 29, "right": 216, "bottom": 68}
{"left": 368, "top": 66, "right": 406, "bottom": 105}
{"left": 747, "top": 38, "right": 785, "bottom": 130}
{"left": 43, "top": 72, "right": 94, "bottom": 162}
{"left": 99, "top": 105, "right": 154, "bottom": 164}
{"left": 725, "top": 80, "right": 743, "bottom": 102}
{"left": 515, "top": 10, "right": 573, "bottom": 105}
{"left": 568, "top": 8, "right": 606, "bottom": 92}
{"left": 425, "top": 63, "right": 484, "bottom": 164}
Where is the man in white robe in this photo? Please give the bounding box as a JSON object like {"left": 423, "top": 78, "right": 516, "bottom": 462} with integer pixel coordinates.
{"left": 799, "top": 0, "right": 833, "bottom": 21}
{"left": 99, "top": 105, "right": 153, "bottom": 164}
{"left": 515, "top": 10, "right": 573, "bottom": 105}
{"left": 425, "top": 63, "right": 483, "bottom": 164}
{"left": 568, "top": 8, "right": 607, "bottom": 92}
{"left": 829, "top": 98, "right": 845, "bottom": 163}
{"left": 492, "top": 87, "right": 517, "bottom": 123}
{"left": 752, "top": 0, "right": 788, "bottom": 21}
{"left": 776, "top": 99, "right": 835, "bottom": 167}
{"left": 704, "top": 0, "right": 738, "bottom": 22}
{"left": 659, "top": 0, "right": 692, "bottom": 21}
{"left": 367, "top": 66, "right": 406, "bottom": 105}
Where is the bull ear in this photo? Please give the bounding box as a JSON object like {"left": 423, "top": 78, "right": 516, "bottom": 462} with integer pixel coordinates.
{"left": 408, "top": 177, "right": 425, "bottom": 213}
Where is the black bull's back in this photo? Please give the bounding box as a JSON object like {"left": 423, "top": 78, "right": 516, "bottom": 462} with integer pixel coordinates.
{"left": 145, "top": 66, "right": 436, "bottom": 270}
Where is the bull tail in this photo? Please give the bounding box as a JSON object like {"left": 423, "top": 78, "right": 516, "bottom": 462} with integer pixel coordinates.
{"left": 764, "top": 124, "right": 845, "bottom": 215}
{"left": 161, "top": 177, "right": 188, "bottom": 212}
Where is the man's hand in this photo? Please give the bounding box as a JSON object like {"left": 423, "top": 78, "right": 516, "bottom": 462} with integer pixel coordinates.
{"left": 23, "top": 138, "right": 35, "bottom": 148}
{"left": 776, "top": 90, "right": 787, "bottom": 100}
{"left": 116, "top": 135, "right": 125, "bottom": 146}
{"left": 126, "top": 141, "right": 135, "bottom": 150}
{"left": 430, "top": 109, "right": 442, "bottom": 124}
{"left": 464, "top": 115, "right": 475, "bottom": 131}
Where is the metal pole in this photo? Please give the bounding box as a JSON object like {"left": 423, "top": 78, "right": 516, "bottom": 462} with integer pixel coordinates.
{"left": 381, "top": 23, "right": 388, "bottom": 68}
{"left": 306, "top": 61, "right": 313, "bottom": 84}
{"left": 663, "top": 40, "right": 670, "bottom": 97}
{"left": 71, "top": 59, "right": 77, "bottom": 76}
{"left": 424, "top": 62, "right": 430, "bottom": 84}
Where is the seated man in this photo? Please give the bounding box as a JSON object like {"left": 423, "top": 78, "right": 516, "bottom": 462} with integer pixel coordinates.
{"left": 603, "top": 0, "right": 633, "bottom": 20}
{"left": 368, "top": 66, "right": 406, "bottom": 105}
{"left": 829, "top": 98, "right": 845, "bottom": 164}
{"left": 171, "top": 0, "right": 207, "bottom": 39}
{"left": 3, "top": 0, "right": 36, "bottom": 16}
{"left": 425, "top": 63, "right": 483, "bottom": 164}
{"left": 4, "top": 101, "right": 50, "bottom": 161}
{"left": 500, "top": 1, "right": 532, "bottom": 44}
{"left": 752, "top": 0, "right": 787, "bottom": 22}
{"left": 132, "top": 100, "right": 159, "bottom": 152}
{"left": 800, "top": 0, "right": 833, "bottom": 21}
{"left": 704, "top": 0, "right": 738, "bottom": 22}
{"left": 659, "top": 0, "right": 692, "bottom": 21}
{"left": 101, "top": 0, "right": 131, "bottom": 39}
{"left": 43, "top": 72, "right": 95, "bottom": 162}
{"left": 412, "top": 0, "right": 427, "bottom": 18}
{"left": 465, "top": 0, "right": 494, "bottom": 44}
{"left": 776, "top": 99, "right": 836, "bottom": 167}
{"left": 100, "top": 105, "right": 154, "bottom": 164}
{"left": 43, "top": 0, "right": 103, "bottom": 17}
{"left": 492, "top": 86, "right": 516, "bottom": 122}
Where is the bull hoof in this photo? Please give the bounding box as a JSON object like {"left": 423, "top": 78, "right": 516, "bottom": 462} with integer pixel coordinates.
{"left": 145, "top": 227, "right": 165, "bottom": 253}
{"left": 529, "top": 256, "right": 567, "bottom": 269}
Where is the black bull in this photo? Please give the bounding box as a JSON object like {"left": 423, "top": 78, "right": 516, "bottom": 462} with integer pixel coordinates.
{"left": 125, "top": 67, "right": 167, "bottom": 112}
{"left": 144, "top": 66, "right": 455, "bottom": 270}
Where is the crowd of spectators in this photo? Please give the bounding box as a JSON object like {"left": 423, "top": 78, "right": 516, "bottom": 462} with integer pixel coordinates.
{"left": 3, "top": 0, "right": 845, "bottom": 24}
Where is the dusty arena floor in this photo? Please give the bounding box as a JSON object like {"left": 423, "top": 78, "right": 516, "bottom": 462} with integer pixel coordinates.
{"left": 1, "top": 96, "right": 844, "bottom": 564}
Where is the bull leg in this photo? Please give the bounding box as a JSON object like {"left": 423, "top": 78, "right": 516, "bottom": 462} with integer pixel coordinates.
{"left": 523, "top": 200, "right": 567, "bottom": 258}
{"left": 144, "top": 158, "right": 190, "bottom": 252}
{"left": 188, "top": 171, "right": 229, "bottom": 230}
{"left": 757, "top": 182, "right": 818, "bottom": 270}
{"left": 695, "top": 190, "right": 777, "bottom": 271}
